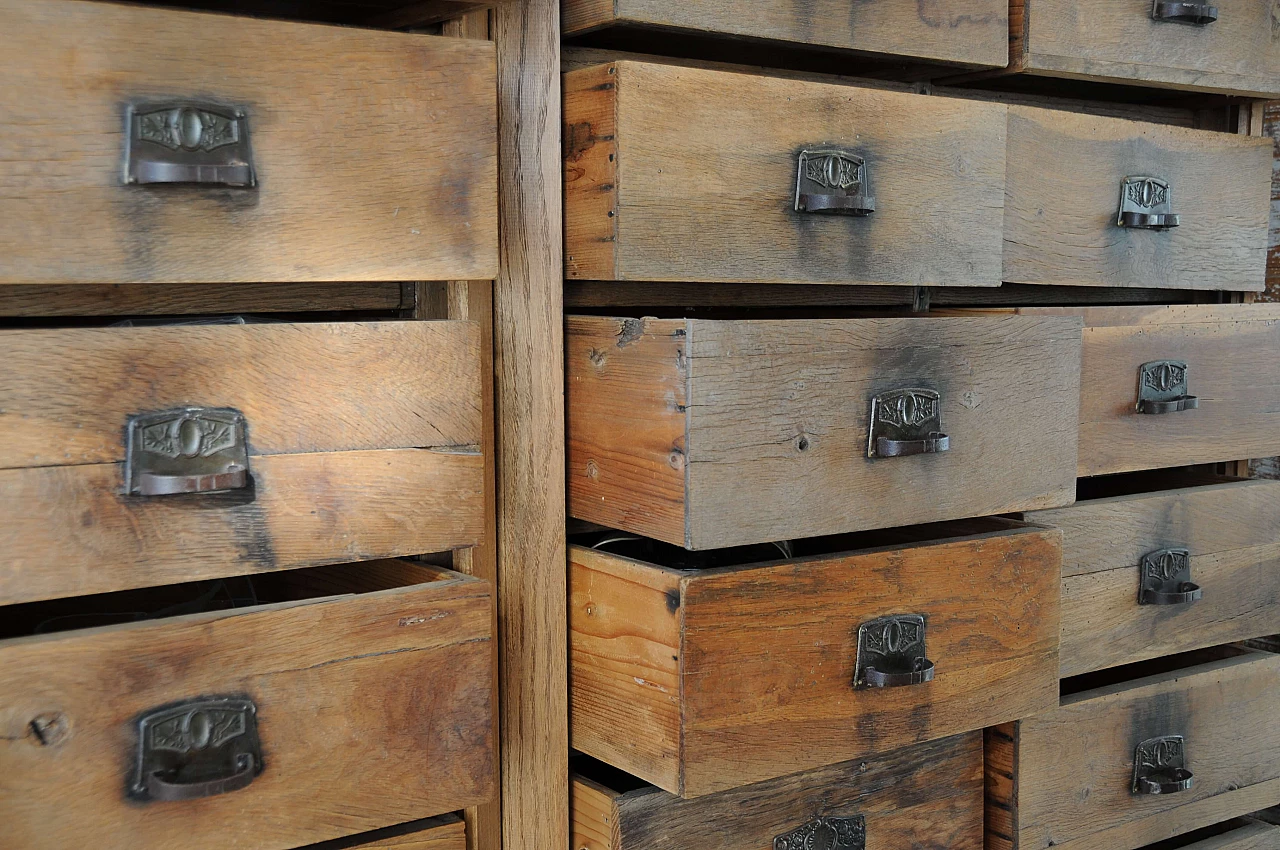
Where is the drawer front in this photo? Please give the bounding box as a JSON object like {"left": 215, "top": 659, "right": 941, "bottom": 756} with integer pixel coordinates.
{"left": 570, "top": 520, "right": 1061, "bottom": 797}
{"left": 0, "top": 0, "right": 497, "bottom": 284}
{"left": 989, "top": 648, "right": 1280, "bottom": 850}
{"left": 573, "top": 732, "right": 985, "bottom": 850}
{"left": 1016, "top": 0, "right": 1280, "bottom": 97}
{"left": 564, "top": 61, "right": 1008, "bottom": 287}
{"left": 567, "top": 315, "right": 1081, "bottom": 549}
{"left": 0, "top": 564, "right": 494, "bottom": 850}
{"left": 1031, "top": 480, "right": 1280, "bottom": 677}
{"left": 1004, "top": 108, "right": 1272, "bottom": 291}
{"left": 564, "top": 0, "right": 1007, "bottom": 69}
{"left": 0, "top": 321, "right": 484, "bottom": 604}
{"left": 1016, "top": 305, "right": 1280, "bottom": 477}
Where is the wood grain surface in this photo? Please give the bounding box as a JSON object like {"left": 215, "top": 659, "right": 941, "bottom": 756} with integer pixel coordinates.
{"left": 0, "top": 0, "right": 497, "bottom": 284}
{"left": 1031, "top": 480, "right": 1280, "bottom": 676}
{"left": 563, "top": 0, "right": 1008, "bottom": 68}
{"left": 573, "top": 732, "right": 985, "bottom": 850}
{"left": 0, "top": 565, "right": 495, "bottom": 850}
{"left": 564, "top": 60, "right": 1008, "bottom": 286}
{"left": 1015, "top": 305, "right": 1280, "bottom": 476}
{"left": 492, "top": 0, "right": 569, "bottom": 846}
{"left": 1013, "top": 0, "right": 1280, "bottom": 97}
{"left": 571, "top": 519, "right": 1061, "bottom": 797}
{"left": 1004, "top": 107, "right": 1272, "bottom": 290}
{"left": 995, "top": 648, "right": 1280, "bottom": 850}
{"left": 567, "top": 315, "right": 1081, "bottom": 549}
{"left": 0, "top": 321, "right": 481, "bottom": 468}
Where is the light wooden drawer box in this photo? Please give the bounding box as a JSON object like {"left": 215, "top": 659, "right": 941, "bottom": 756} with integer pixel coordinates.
{"left": 1000, "top": 305, "right": 1280, "bottom": 477}
{"left": 567, "top": 314, "right": 1081, "bottom": 549}
{"left": 303, "top": 814, "right": 467, "bottom": 850}
{"left": 564, "top": 61, "right": 1008, "bottom": 287}
{"left": 571, "top": 518, "right": 1061, "bottom": 797}
{"left": 563, "top": 0, "right": 1007, "bottom": 72}
{"left": 572, "top": 733, "right": 984, "bottom": 850}
{"left": 0, "top": 0, "right": 497, "bottom": 285}
{"left": 0, "top": 561, "right": 494, "bottom": 850}
{"left": 987, "top": 646, "right": 1280, "bottom": 850}
{"left": 1029, "top": 477, "right": 1280, "bottom": 678}
{"left": 1004, "top": 107, "right": 1272, "bottom": 291}
{"left": 1008, "top": 0, "right": 1280, "bottom": 98}
{"left": 0, "top": 321, "right": 484, "bottom": 605}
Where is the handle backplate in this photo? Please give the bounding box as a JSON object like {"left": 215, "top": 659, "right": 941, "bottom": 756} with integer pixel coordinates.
{"left": 775, "top": 816, "right": 866, "bottom": 850}
{"left": 1132, "top": 735, "right": 1194, "bottom": 795}
{"left": 1139, "top": 548, "right": 1202, "bottom": 605}
{"left": 795, "top": 148, "right": 875, "bottom": 216}
{"left": 125, "top": 407, "right": 250, "bottom": 496}
{"left": 854, "top": 614, "right": 935, "bottom": 689}
{"left": 867, "top": 388, "right": 949, "bottom": 458}
{"left": 1152, "top": 0, "right": 1218, "bottom": 24}
{"left": 1137, "top": 360, "right": 1199, "bottom": 414}
{"left": 125, "top": 102, "right": 255, "bottom": 187}
{"left": 1118, "top": 177, "right": 1180, "bottom": 229}
{"left": 131, "top": 696, "right": 263, "bottom": 802}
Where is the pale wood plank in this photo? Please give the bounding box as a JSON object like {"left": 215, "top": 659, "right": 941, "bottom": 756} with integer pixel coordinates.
{"left": 0, "top": 0, "right": 497, "bottom": 284}
{"left": 570, "top": 774, "right": 621, "bottom": 850}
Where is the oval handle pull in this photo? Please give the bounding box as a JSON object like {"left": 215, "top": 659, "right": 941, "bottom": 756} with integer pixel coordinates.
{"left": 125, "top": 407, "right": 250, "bottom": 496}
{"left": 1136, "top": 360, "right": 1198, "bottom": 415}
{"left": 795, "top": 148, "right": 875, "bottom": 216}
{"left": 854, "top": 614, "right": 934, "bottom": 689}
{"left": 867, "top": 388, "right": 949, "bottom": 459}
{"left": 775, "top": 815, "right": 866, "bottom": 850}
{"left": 1118, "top": 176, "right": 1180, "bottom": 230}
{"left": 1139, "top": 548, "right": 1202, "bottom": 605}
{"left": 1133, "top": 736, "right": 1193, "bottom": 795}
{"left": 1152, "top": 0, "right": 1218, "bottom": 23}
{"left": 125, "top": 102, "right": 255, "bottom": 187}
{"left": 131, "top": 696, "right": 262, "bottom": 802}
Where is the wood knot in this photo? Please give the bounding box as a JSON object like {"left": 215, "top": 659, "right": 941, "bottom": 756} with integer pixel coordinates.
{"left": 29, "top": 712, "right": 69, "bottom": 747}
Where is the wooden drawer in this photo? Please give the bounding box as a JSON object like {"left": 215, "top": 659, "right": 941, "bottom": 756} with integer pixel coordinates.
{"left": 303, "top": 814, "right": 467, "bottom": 850}
{"left": 564, "top": 61, "right": 1008, "bottom": 287}
{"left": 1030, "top": 478, "right": 1280, "bottom": 678}
{"left": 1002, "top": 305, "right": 1280, "bottom": 477}
{"left": 1004, "top": 107, "right": 1272, "bottom": 291}
{"left": 570, "top": 518, "right": 1061, "bottom": 797}
{"left": 0, "top": 561, "right": 494, "bottom": 850}
{"left": 572, "top": 732, "right": 984, "bottom": 850}
{"left": 0, "top": 0, "right": 497, "bottom": 284}
{"left": 567, "top": 314, "right": 1081, "bottom": 549}
{"left": 563, "top": 0, "right": 1007, "bottom": 71}
{"left": 0, "top": 321, "right": 484, "bottom": 604}
{"left": 987, "top": 646, "right": 1280, "bottom": 850}
{"left": 1136, "top": 815, "right": 1280, "bottom": 850}
{"left": 1009, "top": 0, "right": 1280, "bottom": 98}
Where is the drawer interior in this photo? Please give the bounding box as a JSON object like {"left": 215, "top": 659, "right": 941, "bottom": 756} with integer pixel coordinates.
{"left": 574, "top": 515, "right": 1034, "bottom": 571}
{"left": 0, "top": 559, "right": 456, "bottom": 642}
{"left": 1137, "top": 814, "right": 1280, "bottom": 849}
{"left": 1074, "top": 467, "right": 1243, "bottom": 501}
{"left": 1061, "top": 644, "right": 1268, "bottom": 700}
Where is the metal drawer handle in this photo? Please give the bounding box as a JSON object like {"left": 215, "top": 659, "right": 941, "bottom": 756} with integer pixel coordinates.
{"left": 867, "top": 388, "right": 949, "bottom": 458}
{"left": 775, "top": 816, "right": 866, "bottom": 850}
{"left": 125, "top": 102, "right": 256, "bottom": 187}
{"left": 854, "top": 614, "right": 935, "bottom": 689}
{"left": 1133, "top": 735, "right": 1194, "bottom": 795}
{"left": 1152, "top": 0, "right": 1218, "bottom": 24}
{"left": 1136, "top": 360, "right": 1199, "bottom": 415}
{"left": 131, "top": 697, "right": 263, "bottom": 802}
{"left": 1139, "top": 548, "right": 1202, "bottom": 605}
{"left": 1118, "top": 176, "right": 1180, "bottom": 229}
{"left": 795, "top": 148, "right": 875, "bottom": 216}
{"left": 125, "top": 407, "right": 250, "bottom": 496}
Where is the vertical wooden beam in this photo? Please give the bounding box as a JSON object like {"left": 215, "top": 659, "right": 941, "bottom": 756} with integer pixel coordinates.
{"left": 492, "top": 0, "right": 569, "bottom": 849}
